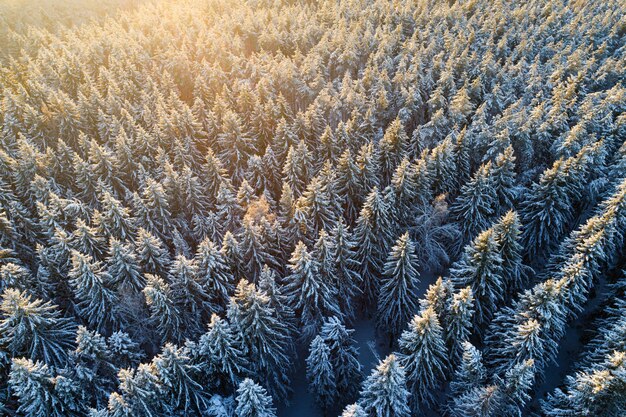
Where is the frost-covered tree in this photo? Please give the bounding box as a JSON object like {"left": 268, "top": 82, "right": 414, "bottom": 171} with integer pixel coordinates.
{"left": 449, "top": 342, "right": 487, "bottom": 398}
{"left": 353, "top": 187, "right": 393, "bottom": 305}
{"left": 153, "top": 343, "right": 206, "bottom": 413}
{"left": 168, "top": 254, "right": 209, "bottom": 335}
{"left": 0, "top": 289, "right": 75, "bottom": 366}
{"left": 379, "top": 119, "right": 410, "bottom": 187}
{"left": 450, "top": 161, "right": 497, "bottom": 240}
{"left": 284, "top": 241, "right": 340, "bottom": 339}
{"left": 445, "top": 287, "right": 475, "bottom": 364}
{"left": 235, "top": 378, "right": 276, "bottom": 417}
{"left": 227, "top": 280, "right": 292, "bottom": 401}
{"left": 194, "top": 237, "right": 235, "bottom": 314}
{"left": 306, "top": 335, "right": 337, "bottom": 410}
{"left": 359, "top": 354, "right": 411, "bottom": 417}
{"left": 143, "top": 274, "right": 182, "bottom": 344}
{"left": 319, "top": 317, "right": 362, "bottom": 402}
{"left": 329, "top": 221, "right": 361, "bottom": 319}
{"left": 493, "top": 211, "right": 531, "bottom": 294}
{"left": 108, "top": 364, "right": 166, "bottom": 417}
{"left": 194, "top": 314, "right": 248, "bottom": 391}
{"left": 135, "top": 228, "right": 170, "bottom": 276}
{"left": 397, "top": 308, "right": 449, "bottom": 409}
{"left": 341, "top": 403, "right": 367, "bottom": 417}
{"left": 258, "top": 265, "right": 296, "bottom": 338}
{"left": 68, "top": 251, "right": 118, "bottom": 331}
{"left": 449, "top": 384, "right": 505, "bottom": 417}
{"left": 450, "top": 227, "right": 504, "bottom": 328}
{"left": 377, "top": 232, "right": 420, "bottom": 339}
{"left": 107, "top": 239, "right": 144, "bottom": 293}
{"left": 9, "top": 358, "right": 83, "bottom": 417}
{"left": 542, "top": 351, "right": 626, "bottom": 417}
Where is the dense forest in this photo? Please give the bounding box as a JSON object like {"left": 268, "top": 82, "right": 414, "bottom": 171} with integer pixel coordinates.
{"left": 0, "top": 0, "right": 625, "bottom": 416}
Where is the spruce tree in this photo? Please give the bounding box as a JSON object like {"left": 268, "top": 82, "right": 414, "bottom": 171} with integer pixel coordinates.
{"left": 450, "top": 161, "right": 497, "bottom": 240}
{"left": 153, "top": 343, "right": 206, "bottom": 413}
{"left": 0, "top": 289, "right": 75, "bottom": 367}
{"left": 445, "top": 287, "right": 475, "bottom": 364}
{"left": 135, "top": 228, "right": 170, "bottom": 276}
{"left": 235, "top": 378, "right": 277, "bottom": 417}
{"left": 227, "top": 280, "right": 292, "bottom": 401}
{"left": 107, "top": 239, "right": 144, "bottom": 293}
{"left": 330, "top": 220, "right": 361, "bottom": 321}
{"left": 69, "top": 251, "right": 118, "bottom": 332}
{"left": 397, "top": 308, "right": 449, "bottom": 409}
{"left": 341, "top": 403, "right": 367, "bottom": 417}
{"left": 450, "top": 228, "right": 504, "bottom": 328}
{"left": 542, "top": 351, "right": 626, "bottom": 417}
{"left": 9, "top": 358, "right": 83, "bottom": 417}
{"left": 449, "top": 342, "right": 487, "bottom": 398}
{"left": 143, "top": 274, "right": 182, "bottom": 344}
{"left": 379, "top": 119, "right": 409, "bottom": 187}
{"left": 377, "top": 232, "right": 420, "bottom": 339}
{"left": 306, "top": 335, "right": 337, "bottom": 411}
{"left": 194, "top": 237, "right": 235, "bottom": 314}
{"left": 109, "top": 364, "right": 166, "bottom": 417}
{"left": 284, "top": 241, "right": 341, "bottom": 339}
{"left": 359, "top": 354, "right": 411, "bottom": 417}
{"left": 195, "top": 314, "right": 248, "bottom": 391}
{"left": 319, "top": 316, "right": 362, "bottom": 402}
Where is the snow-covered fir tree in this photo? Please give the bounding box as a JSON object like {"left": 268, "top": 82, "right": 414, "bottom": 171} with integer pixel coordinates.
{"left": 377, "top": 232, "right": 420, "bottom": 339}
{"left": 358, "top": 354, "right": 411, "bottom": 417}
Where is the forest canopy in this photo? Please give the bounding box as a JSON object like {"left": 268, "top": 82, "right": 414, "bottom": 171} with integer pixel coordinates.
{"left": 0, "top": 0, "right": 625, "bottom": 416}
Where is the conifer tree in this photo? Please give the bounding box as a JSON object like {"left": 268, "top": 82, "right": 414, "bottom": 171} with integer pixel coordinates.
{"left": 227, "top": 280, "right": 292, "bottom": 401}
{"left": 168, "top": 254, "right": 209, "bottom": 335}
{"left": 9, "top": 358, "right": 83, "bottom": 417}
{"left": 0, "top": 289, "right": 75, "bottom": 367}
{"left": 542, "top": 351, "right": 626, "bottom": 417}
{"left": 330, "top": 221, "right": 361, "bottom": 320}
{"left": 93, "top": 191, "right": 135, "bottom": 242}
{"left": 342, "top": 403, "right": 367, "bottom": 417}
{"left": 221, "top": 231, "right": 246, "bottom": 283}
{"left": 449, "top": 342, "right": 487, "bottom": 398}
{"left": 450, "top": 161, "right": 497, "bottom": 240}
{"left": 258, "top": 265, "right": 296, "bottom": 338}
{"left": 301, "top": 176, "right": 339, "bottom": 237}
{"left": 143, "top": 274, "right": 182, "bottom": 344}
{"left": 107, "top": 239, "right": 144, "bottom": 293}
{"left": 449, "top": 384, "right": 505, "bottom": 417}
{"left": 69, "top": 251, "right": 119, "bottom": 332}
{"left": 217, "top": 111, "right": 255, "bottom": 185}
{"left": 108, "top": 364, "right": 166, "bottom": 417}
{"left": 359, "top": 354, "right": 411, "bottom": 417}
{"left": 306, "top": 335, "right": 337, "bottom": 411}
{"left": 377, "top": 232, "right": 420, "bottom": 339}
{"left": 153, "top": 343, "right": 206, "bottom": 413}
{"left": 135, "top": 228, "right": 170, "bottom": 276}
{"left": 284, "top": 241, "right": 341, "bottom": 339}
{"left": 235, "top": 378, "right": 276, "bottom": 417}
{"left": 195, "top": 314, "right": 248, "bottom": 391}
{"left": 445, "top": 287, "right": 475, "bottom": 364}
{"left": 379, "top": 119, "right": 409, "bottom": 187}
{"left": 107, "top": 331, "right": 142, "bottom": 370}
{"left": 502, "top": 359, "right": 535, "bottom": 417}
{"left": 194, "top": 237, "right": 235, "bottom": 313}
{"left": 450, "top": 228, "right": 504, "bottom": 328}
{"left": 397, "top": 308, "right": 449, "bottom": 409}
{"left": 493, "top": 211, "right": 531, "bottom": 294}
{"left": 319, "top": 317, "right": 362, "bottom": 402}
{"left": 353, "top": 188, "right": 392, "bottom": 305}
